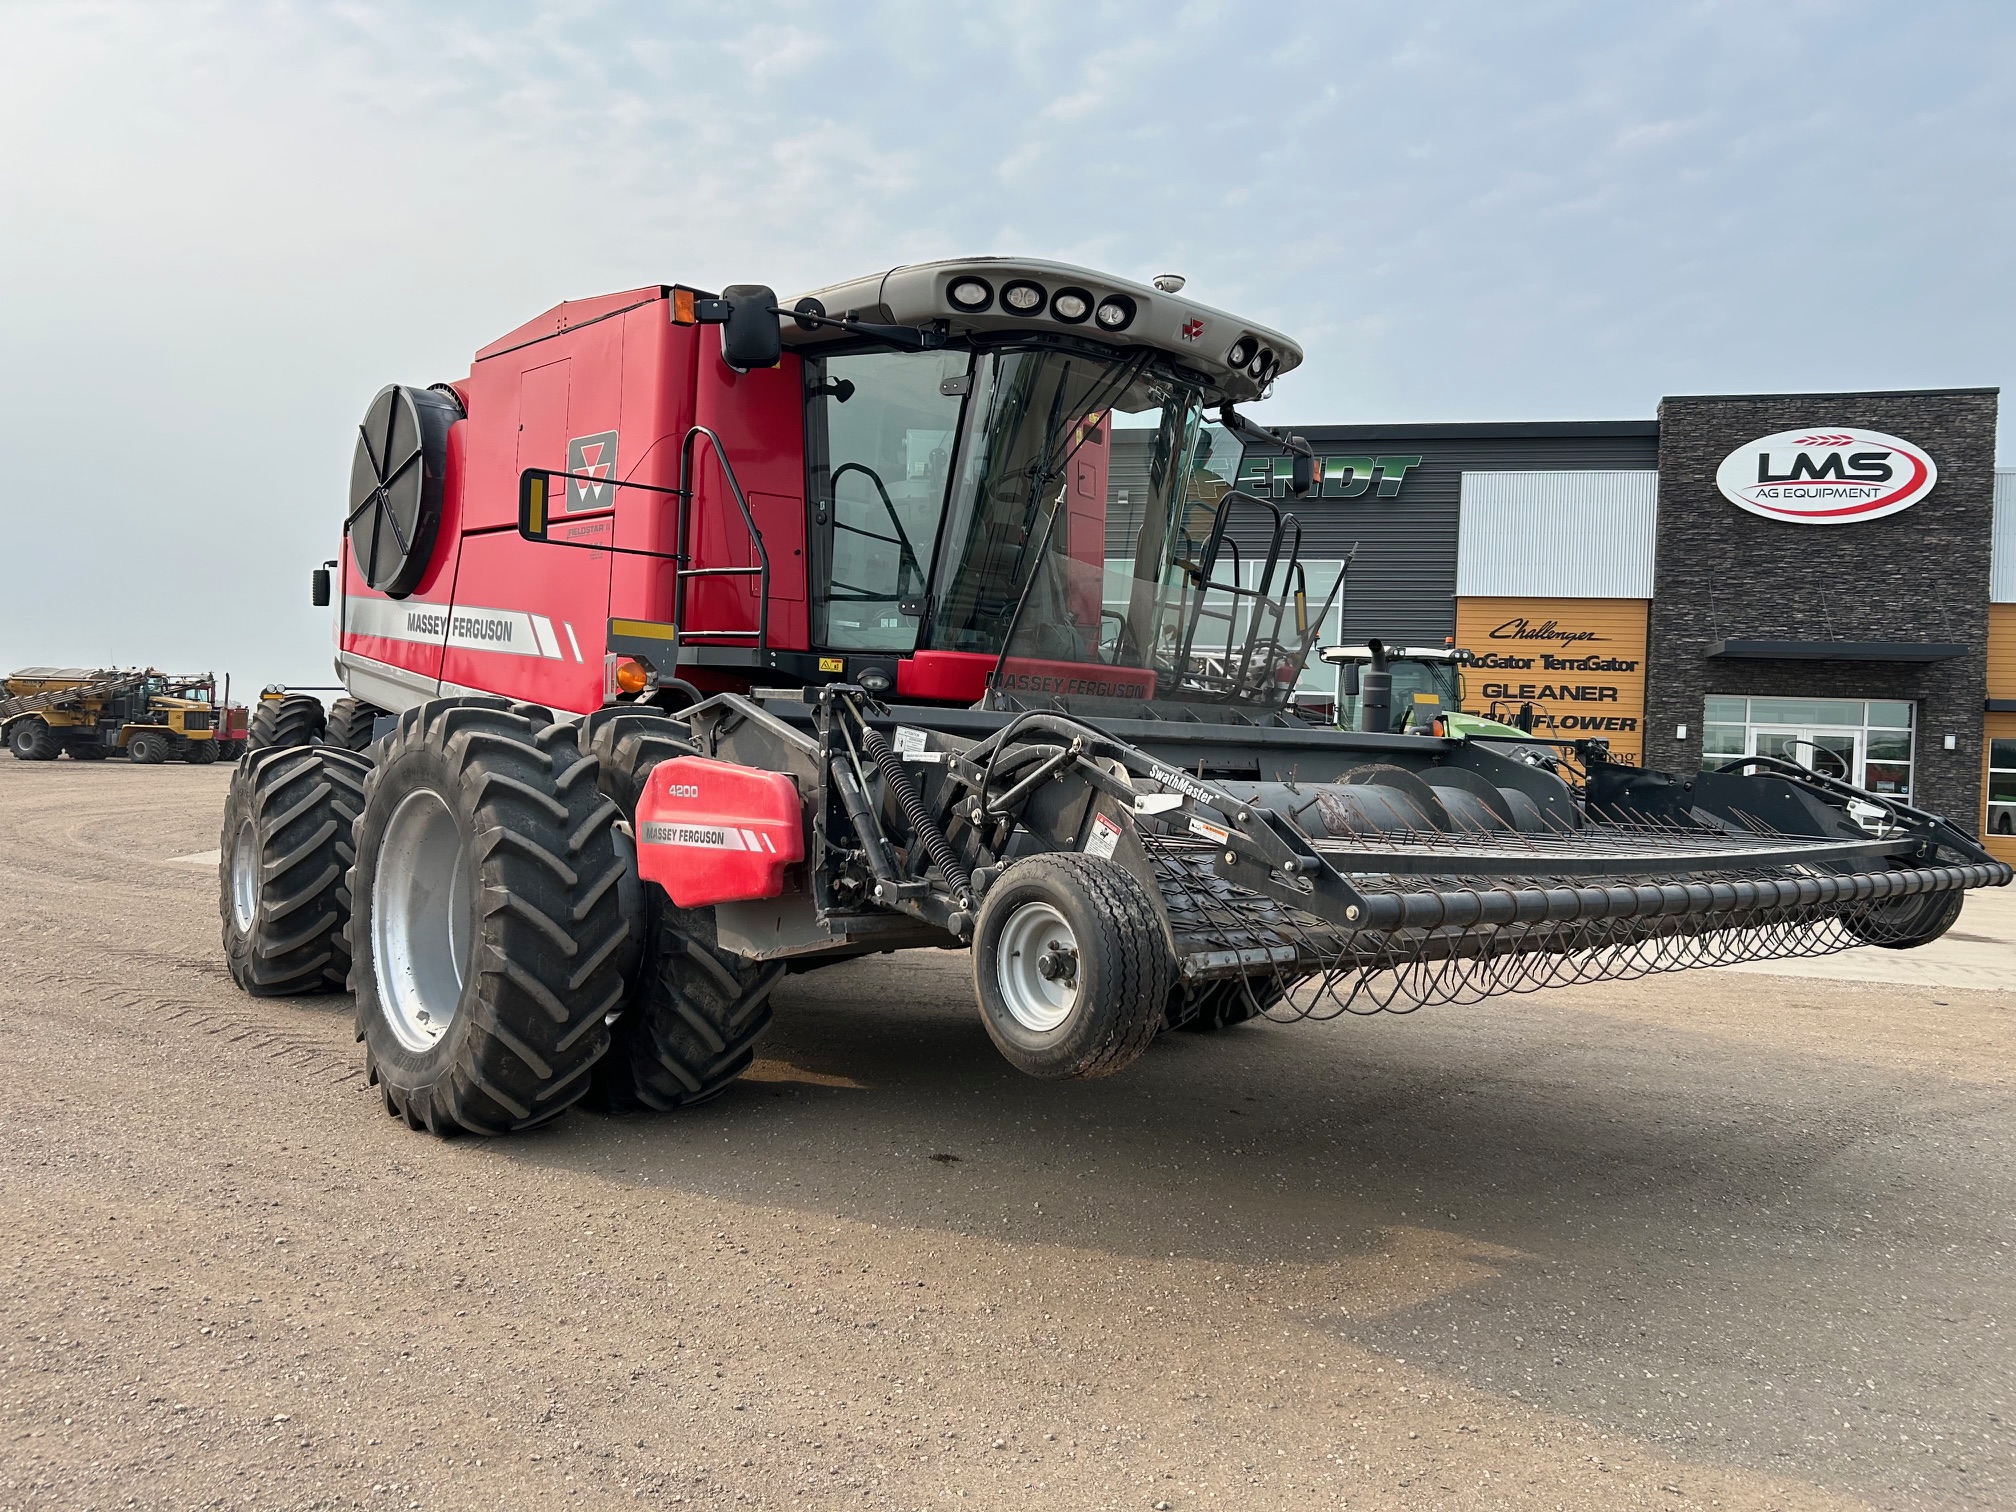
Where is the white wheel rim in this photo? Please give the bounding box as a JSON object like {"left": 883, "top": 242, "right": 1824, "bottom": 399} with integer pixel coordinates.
{"left": 230, "top": 819, "right": 261, "bottom": 934}
{"left": 996, "top": 901, "right": 1079, "bottom": 1033}
{"left": 372, "top": 788, "right": 472, "bottom": 1052}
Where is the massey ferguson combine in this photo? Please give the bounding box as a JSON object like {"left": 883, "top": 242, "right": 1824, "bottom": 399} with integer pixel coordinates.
{"left": 219, "top": 258, "right": 2010, "bottom": 1136}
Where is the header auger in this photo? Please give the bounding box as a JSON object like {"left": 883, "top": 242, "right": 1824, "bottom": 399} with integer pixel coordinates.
{"left": 219, "top": 257, "right": 2010, "bottom": 1136}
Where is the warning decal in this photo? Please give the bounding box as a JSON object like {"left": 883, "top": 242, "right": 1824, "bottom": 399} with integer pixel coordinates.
{"left": 1084, "top": 812, "right": 1123, "bottom": 859}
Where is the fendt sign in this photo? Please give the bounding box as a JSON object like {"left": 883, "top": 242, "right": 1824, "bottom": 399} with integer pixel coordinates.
{"left": 1239, "top": 453, "right": 1424, "bottom": 499}
{"left": 1715, "top": 427, "right": 1937, "bottom": 525}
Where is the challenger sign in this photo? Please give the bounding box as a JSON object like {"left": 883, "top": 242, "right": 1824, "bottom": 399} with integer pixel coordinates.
{"left": 1715, "top": 428, "right": 1937, "bottom": 525}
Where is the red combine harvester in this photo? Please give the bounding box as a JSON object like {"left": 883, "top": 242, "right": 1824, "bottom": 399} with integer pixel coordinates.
{"left": 218, "top": 258, "right": 2010, "bottom": 1137}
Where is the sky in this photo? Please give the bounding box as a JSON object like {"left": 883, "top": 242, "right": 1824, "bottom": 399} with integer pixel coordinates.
{"left": 2, "top": 0, "right": 2012, "bottom": 689}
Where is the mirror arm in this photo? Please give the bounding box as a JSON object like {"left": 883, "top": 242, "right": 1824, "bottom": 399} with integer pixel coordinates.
{"left": 770, "top": 305, "right": 947, "bottom": 353}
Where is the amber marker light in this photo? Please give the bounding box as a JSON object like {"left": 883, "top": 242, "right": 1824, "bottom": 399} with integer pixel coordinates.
{"left": 671, "top": 288, "right": 698, "bottom": 325}
{"left": 614, "top": 658, "right": 650, "bottom": 694}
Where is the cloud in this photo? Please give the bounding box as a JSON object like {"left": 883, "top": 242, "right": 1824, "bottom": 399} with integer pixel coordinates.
{"left": 0, "top": 0, "right": 2009, "bottom": 684}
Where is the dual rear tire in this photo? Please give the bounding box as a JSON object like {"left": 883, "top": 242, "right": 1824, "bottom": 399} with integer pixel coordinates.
{"left": 349, "top": 699, "right": 632, "bottom": 1135}
{"left": 577, "top": 708, "right": 783, "bottom": 1113}
{"left": 221, "top": 745, "right": 371, "bottom": 994}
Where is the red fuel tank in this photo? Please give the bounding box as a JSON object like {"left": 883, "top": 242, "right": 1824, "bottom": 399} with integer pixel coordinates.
{"left": 634, "top": 756, "right": 805, "bottom": 908}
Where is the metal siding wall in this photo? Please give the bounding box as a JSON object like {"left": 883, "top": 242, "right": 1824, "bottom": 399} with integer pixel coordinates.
{"left": 1994, "top": 469, "right": 2016, "bottom": 603}
{"left": 1457, "top": 471, "right": 1659, "bottom": 598}
{"left": 1113, "top": 425, "right": 1659, "bottom": 648}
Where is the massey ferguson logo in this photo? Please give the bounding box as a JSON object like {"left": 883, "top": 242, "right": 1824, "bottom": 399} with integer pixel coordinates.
{"left": 1715, "top": 427, "right": 1937, "bottom": 525}
{"left": 1178, "top": 318, "right": 1205, "bottom": 342}
{"left": 565, "top": 430, "right": 619, "bottom": 512}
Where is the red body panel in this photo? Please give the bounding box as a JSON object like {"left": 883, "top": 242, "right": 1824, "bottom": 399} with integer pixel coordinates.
{"left": 333, "top": 285, "right": 1138, "bottom": 715}
{"left": 895, "top": 650, "right": 997, "bottom": 703}
{"left": 635, "top": 755, "right": 805, "bottom": 907}
{"left": 688, "top": 347, "right": 810, "bottom": 651}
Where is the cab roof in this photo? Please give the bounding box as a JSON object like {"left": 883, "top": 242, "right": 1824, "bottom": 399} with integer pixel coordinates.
{"left": 781, "top": 257, "right": 1302, "bottom": 404}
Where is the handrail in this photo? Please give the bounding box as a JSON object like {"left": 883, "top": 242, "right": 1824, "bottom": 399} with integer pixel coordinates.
{"left": 675, "top": 425, "right": 772, "bottom": 650}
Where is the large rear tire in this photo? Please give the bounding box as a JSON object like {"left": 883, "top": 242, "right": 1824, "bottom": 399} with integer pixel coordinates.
{"left": 126, "top": 731, "right": 170, "bottom": 764}
{"left": 324, "top": 697, "right": 388, "bottom": 753}
{"left": 972, "top": 852, "right": 1174, "bottom": 1080}
{"left": 7, "top": 719, "right": 61, "bottom": 761}
{"left": 247, "top": 694, "right": 326, "bottom": 753}
{"left": 579, "top": 708, "right": 783, "bottom": 1113}
{"left": 184, "top": 738, "right": 221, "bottom": 765}
{"left": 350, "top": 698, "right": 631, "bottom": 1136}
{"left": 220, "top": 745, "right": 371, "bottom": 995}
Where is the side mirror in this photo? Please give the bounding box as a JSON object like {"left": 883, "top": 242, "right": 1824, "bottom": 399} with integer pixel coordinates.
{"left": 518, "top": 469, "right": 554, "bottom": 542}
{"left": 1288, "top": 438, "right": 1315, "bottom": 498}
{"left": 719, "top": 284, "right": 781, "bottom": 371}
{"left": 311, "top": 566, "right": 331, "bottom": 607}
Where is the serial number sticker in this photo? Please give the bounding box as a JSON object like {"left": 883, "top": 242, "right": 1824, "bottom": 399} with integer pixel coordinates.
{"left": 892, "top": 725, "right": 929, "bottom": 754}
{"left": 1084, "top": 812, "right": 1123, "bottom": 859}
{"left": 901, "top": 749, "right": 946, "bottom": 764}
{"left": 1187, "top": 816, "right": 1230, "bottom": 845}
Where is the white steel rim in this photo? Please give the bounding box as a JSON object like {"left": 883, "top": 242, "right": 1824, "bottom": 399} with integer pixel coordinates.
{"left": 230, "top": 818, "right": 261, "bottom": 934}
{"left": 996, "top": 901, "right": 1079, "bottom": 1033}
{"left": 373, "top": 788, "right": 472, "bottom": 1052}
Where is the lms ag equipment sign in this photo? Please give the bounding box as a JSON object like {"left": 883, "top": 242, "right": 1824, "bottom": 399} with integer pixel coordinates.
{"left": 1715, "top": 427, "right": 1936, "bottom": 525}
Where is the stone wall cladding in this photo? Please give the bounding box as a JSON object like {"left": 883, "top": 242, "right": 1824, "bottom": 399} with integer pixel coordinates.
{"left": 1647, "top": 388, "right": 1999, "bottom": 831}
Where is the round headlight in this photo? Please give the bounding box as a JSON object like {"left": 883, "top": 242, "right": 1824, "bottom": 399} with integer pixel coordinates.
{"left": 1248, "top": 347, "right": 1273, "bottom": 379}
{"left": 1002, "top": 280, "right": 1046, "bottom": 314}
{"left": 1225, "top": 336, "right": 1256, "bottom": 370}
{"left": 1093, "top": 295, "right": 1135, "bottom": 331}
{"left": 1050, "top": 287, "right": 1092, "bottom": 323}
{"left": 947, "top": 278, "right": 993, "bottom": 312}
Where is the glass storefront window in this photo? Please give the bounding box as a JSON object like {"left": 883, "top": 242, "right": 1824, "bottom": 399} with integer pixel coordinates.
{"left": 1746, "top": 697, "right": 1866, "bottom": 728}
{"left": 1702, "top": 722, "right": 1747, "bottom": 756}
{"left": 1989, "top": 738, "right": 2016, "bottom": 837}
{"left": 1703, "top": 697, "right": 1915, "bottom": 799}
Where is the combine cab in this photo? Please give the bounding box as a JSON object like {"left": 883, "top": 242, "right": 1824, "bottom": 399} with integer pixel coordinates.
{"left": 220, "top": 258, "right": 2011, "bottom": 1136}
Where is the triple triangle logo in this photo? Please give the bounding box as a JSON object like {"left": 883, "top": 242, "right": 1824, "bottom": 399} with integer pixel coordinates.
{"left": 565, "top": 431, "right": 619, "bottom": 512}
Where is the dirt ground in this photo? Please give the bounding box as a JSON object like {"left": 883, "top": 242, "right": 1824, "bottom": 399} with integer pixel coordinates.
{"left": 2, "top": 759, "right": 2012, "bottom": 1512}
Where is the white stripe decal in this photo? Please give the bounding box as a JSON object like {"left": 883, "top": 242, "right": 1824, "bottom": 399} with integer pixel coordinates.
{"left": 343, "top": 597, "right": 570, "bottom": 660}
{"left": 639, "top": 821, "right": 749, "bottom": 851}
{"left": 563, "top": 622, "right": 583, "bottom": 662}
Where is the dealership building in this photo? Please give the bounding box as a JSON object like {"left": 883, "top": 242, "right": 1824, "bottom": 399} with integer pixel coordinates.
{"left": 1117, "top": 386, "right": 2015, "bottom": 862}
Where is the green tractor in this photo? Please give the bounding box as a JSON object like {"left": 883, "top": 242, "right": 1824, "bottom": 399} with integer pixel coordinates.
{"left": 1319, "top": 641, "right": 1536, "bottom": 742}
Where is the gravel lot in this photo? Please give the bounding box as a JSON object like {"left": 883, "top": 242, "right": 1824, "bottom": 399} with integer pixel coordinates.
{"left": 2, "top": 759, "right": 2012, "bottom": 1511}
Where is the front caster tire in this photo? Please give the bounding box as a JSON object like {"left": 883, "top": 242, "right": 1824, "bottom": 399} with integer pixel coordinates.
{"left": 220, "top": 745, "right": 371, "bottom": 995}
{"left": 351, "top": 698, "right": 631, "bottom": 1136}
{"left": 1844, "top": 883, "right": 1966, "bottom": 951}
{"left": 972, "top": 853, "right": 1175, "bottom": 1080}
